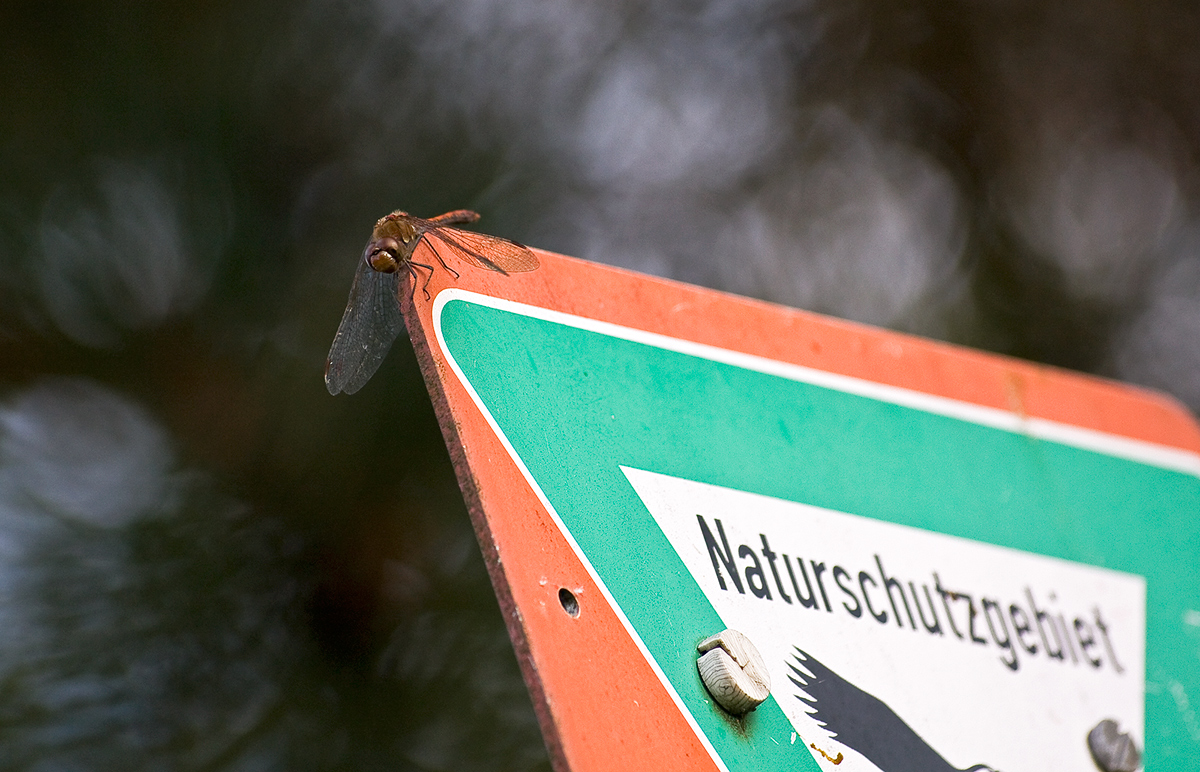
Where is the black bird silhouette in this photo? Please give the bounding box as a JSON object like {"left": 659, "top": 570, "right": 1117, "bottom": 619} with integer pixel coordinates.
{"left": 789, "top": 647, "right": 998, "bottom": 772}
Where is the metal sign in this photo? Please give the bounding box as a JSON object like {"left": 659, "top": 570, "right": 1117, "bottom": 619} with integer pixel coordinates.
{"left": 396, "top": 246, "right": 1200, "bottom": 772}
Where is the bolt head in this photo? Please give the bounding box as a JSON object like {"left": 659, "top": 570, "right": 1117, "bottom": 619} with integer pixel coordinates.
{"left": 696, "top": 629, "right": 771, "bottom": 715}
{"left": 1088, "top": 719, "right": 1141, "bottom": 772}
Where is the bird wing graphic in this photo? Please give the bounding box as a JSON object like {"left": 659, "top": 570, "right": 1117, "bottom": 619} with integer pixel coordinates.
{"left": 789, "top": 647, "right": 995, "bottom": 772}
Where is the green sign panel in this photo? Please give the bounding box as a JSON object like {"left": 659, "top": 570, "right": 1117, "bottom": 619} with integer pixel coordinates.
{"left": 434, "top": 290, "right": 1200, "bottom": 771}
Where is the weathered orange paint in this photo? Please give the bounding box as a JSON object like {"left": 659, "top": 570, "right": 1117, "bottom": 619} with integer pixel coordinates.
{"left": 398, "top": 242, "right": 1200, "bottom": 772}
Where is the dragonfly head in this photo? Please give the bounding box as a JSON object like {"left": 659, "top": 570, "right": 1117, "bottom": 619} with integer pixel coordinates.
{"left": 365, "top": 237, "right": 402, "bottom": 273}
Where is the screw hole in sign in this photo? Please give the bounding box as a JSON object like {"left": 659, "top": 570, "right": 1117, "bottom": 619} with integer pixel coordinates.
{"left": 558, "top": 588, "right": 580, "bottom": 617}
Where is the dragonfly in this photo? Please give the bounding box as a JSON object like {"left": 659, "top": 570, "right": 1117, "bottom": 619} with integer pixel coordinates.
{"left": 325, "top": 209, "right": 539, "bottom": 395}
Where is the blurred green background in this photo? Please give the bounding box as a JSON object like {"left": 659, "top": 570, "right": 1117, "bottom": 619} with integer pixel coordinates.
{"left": 1, "top": 1, "right": 1198, "bottom": 769}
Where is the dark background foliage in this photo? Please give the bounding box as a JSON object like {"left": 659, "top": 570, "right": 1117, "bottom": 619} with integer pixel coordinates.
{"left": 1, "top": 1, "right": 1197, "bottom": 769}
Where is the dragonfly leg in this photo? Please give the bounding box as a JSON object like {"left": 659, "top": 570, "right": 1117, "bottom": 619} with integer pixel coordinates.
{"left": 403, "top": 261, "right": 427, "bottom": 300}
{"left": 424, "top": 237, "right": 461, "bottom": 280}
{"left": 409, "top": 260, "right": 436, "bottom": 300}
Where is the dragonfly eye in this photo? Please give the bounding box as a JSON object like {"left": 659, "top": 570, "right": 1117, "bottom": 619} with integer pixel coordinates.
{"left": 365, "top": 238, "right": 401, "bottom": 273}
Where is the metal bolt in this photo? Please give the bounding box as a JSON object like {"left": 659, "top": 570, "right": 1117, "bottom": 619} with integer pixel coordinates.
{"left": 696, "top": 629, "right": 771, "bottom": 715}
{"left": 1088, "top": 719, "right": 1141, "bottom": 772}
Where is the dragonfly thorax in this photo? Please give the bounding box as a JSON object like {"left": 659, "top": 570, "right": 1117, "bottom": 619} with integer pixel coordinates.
{"left": 373, "top": 212, "right": 418, "bottom": 243}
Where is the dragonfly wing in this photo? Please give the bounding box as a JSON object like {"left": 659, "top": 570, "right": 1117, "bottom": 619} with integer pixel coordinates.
{"left": 425, "top": 227, "right": 540, "bottom": 274}
{"left": 325, "top": 260, "right": 404, "bottom": 395}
